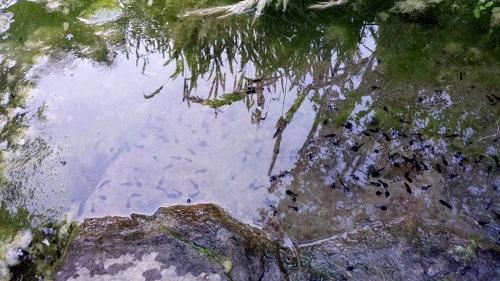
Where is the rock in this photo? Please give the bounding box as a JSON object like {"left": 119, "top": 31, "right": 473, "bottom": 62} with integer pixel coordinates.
{"left": 54, "top": 204, "right": 500, "bottom": 281}
{"left": 55, "top": 204, "right": 292, "bottom": 281}
{"left": 295, "top": 219, "right": 500, "bottom": 281}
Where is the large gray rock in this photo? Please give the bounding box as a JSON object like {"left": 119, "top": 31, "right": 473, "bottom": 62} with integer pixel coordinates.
{"left": 55, "top": 204, "right": 499, "bottom": 281}
{"left": 55, "top": 204, "right": 292, "bottom": 281}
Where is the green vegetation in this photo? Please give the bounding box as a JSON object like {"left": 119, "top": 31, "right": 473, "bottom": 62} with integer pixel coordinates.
{"left": 0, "top": 205, "right": 30, "bottom": 241}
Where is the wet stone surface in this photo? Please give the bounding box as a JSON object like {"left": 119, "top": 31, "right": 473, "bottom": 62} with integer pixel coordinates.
{"left": 55, "top": 204, "right": 500, "bottom": 281}
{"left": 55, "top": 204, "right": 292, "bottom": 281}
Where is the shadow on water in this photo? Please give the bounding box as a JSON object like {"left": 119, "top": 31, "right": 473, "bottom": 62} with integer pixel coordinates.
{"left": 0, "top": 0, "right": 499, "bottom": 257}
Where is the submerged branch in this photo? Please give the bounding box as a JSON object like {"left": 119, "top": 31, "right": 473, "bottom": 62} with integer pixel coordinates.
{"left": 268, "top": 88, "right": 309, "bottom": 176}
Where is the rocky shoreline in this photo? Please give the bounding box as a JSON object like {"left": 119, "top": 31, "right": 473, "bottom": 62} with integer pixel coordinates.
{"left": 51, "top": 204, "right": 499, "bottom": 281}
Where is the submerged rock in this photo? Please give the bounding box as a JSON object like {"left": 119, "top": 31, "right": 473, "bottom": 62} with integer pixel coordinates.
{"left": 55, "top": 204, "right": 292, "bottom": 281}
{"left": 296, "top": 220, "right": 500, "bottom": 280}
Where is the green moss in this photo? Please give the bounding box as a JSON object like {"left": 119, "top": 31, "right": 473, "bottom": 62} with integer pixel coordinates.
{"left": 0, "top": 205, "right": 30, "bottom": 241}
{"left": 31, "top": 222, "right": 80, "bottom": 279}
{"left": 157, "top": 225, "right": 234, "bottom": 275}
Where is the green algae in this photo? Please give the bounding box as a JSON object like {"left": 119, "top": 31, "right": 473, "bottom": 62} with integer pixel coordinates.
{"left": 0, "top": 206, "right": 30, "bottom": 241}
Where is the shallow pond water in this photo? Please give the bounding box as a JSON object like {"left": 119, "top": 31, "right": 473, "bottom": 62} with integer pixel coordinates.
{"left": 0, "top": 0, "right": 499, "bottom": 251}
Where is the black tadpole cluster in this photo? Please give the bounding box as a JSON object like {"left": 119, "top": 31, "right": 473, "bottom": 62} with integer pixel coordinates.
{"left": 272, "top": 102, "right": 498, "bottom": 218}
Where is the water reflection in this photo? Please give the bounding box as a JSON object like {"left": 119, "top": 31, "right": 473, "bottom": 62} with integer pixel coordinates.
{"left": 0, "top": 0, "right": 498, "bottom": 246}
{"left": 0, "top": 0, "right": 376, "bottom": 223}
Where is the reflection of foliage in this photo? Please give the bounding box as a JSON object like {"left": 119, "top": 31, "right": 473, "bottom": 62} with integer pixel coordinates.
{"left": 0, "top": 204, "right": 30, "bottom": 240}
{"left": 0, "top": 0, "right": 498, "bottom": 200}
{"left": 3, "top": 0, "right": 110, "bottom": 64}
{"left": 0, "top": 0, "right": 497, "bottom": 166}
{"left": 377, "top": 9, "right": 500, "bottom": 85}
{"left": 392, "top": 0, "right": 443, "bottom": 14}
{"left": 474, "top": 0, "right": 496, "bottom": 19}
{"left": 118, "top": 0, "right": 374, "bottom": 95}
{"left": 0, "top": 0, "right": 498, "bottom": 278}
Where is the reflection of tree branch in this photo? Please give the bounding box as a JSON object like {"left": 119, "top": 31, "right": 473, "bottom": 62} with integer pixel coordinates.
{"left": 183, "top": 75, "right": 281, "bottom": 108}
{"left": 268, "top": 88, "right": 309, "bottom": 175}
{"left": 267, "top": 53, "right": 376, "bottom": 176}
{"left": 186, "top": 91, "right": 248, "bottom": 108}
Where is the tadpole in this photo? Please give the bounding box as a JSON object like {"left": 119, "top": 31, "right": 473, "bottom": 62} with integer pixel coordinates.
{"left": 378, "top": 180, "right": 389, "bottom": 188}
{"left": 439, "top": 200, "right": 452, "bottom": 209}
{"left": 340, "top": 178, "right": 350, "bottom": 193}
{"left": 369, "top": 167, "right": 385, "bottom": 178}
{"left": 350, "top": 143, "right": 365, "bottom": 152}
{"left": 404, "top": 171, "right": 413, "bottom": 183}
{"left": 486, "top": 95, "right": 497, "bottom": 105}
{"left": 441, "top": 156, "right": 448, "bottom": 166}
{"left": 382, "top": 132, "right": 391, "bottom": 142}
{"left": 434, "top": 163, "right": 443, "bottom": 174}
{"left": 404, "top": 182, "right": 412, "bottom": 194}
{"left": 421, "top": 185, "right": 432, "bottom": 191}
